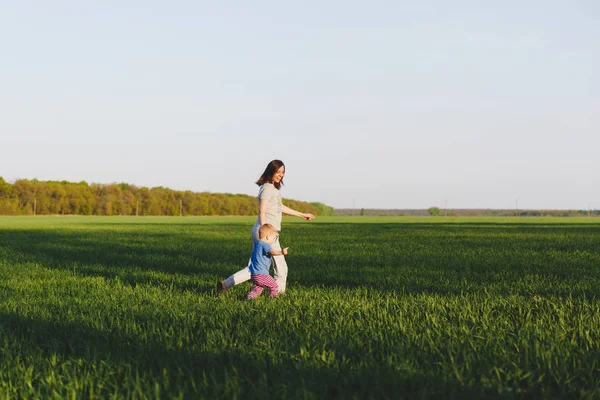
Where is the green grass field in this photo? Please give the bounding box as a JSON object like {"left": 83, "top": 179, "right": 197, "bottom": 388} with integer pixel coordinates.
{"left": 1, "top": 216, "right": 599, "bottom": 399}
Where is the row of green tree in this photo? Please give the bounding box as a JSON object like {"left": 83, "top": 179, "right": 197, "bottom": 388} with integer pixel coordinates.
{"left": 0, "top": 178, "right": 336, "bottom": 217}
{"left": 426, "top": 207, "right": 599, "bottom": 217}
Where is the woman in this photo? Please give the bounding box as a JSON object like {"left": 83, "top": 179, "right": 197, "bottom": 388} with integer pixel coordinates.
{"left": 216, "top": 159, "right": 315, "bottom": 295}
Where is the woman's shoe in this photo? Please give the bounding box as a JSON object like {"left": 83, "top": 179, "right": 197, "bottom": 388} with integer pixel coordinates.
{"left": 215, "top": 280, "right": 228, "bottom": 296}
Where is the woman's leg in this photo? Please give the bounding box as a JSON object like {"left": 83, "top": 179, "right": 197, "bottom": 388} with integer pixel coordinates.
{"left": 218, "top": 222, "right": 260, "bottom": 293}
{"left": 271, "top": 237, "right": 288, "bottom": 293}
{"left": 224, "top": 258, "right": 251, "bottom": 287}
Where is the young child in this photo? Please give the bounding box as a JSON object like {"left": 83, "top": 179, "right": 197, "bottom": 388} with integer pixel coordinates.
{"left": 247, "top": 223, "right": 288, "bottom": 300}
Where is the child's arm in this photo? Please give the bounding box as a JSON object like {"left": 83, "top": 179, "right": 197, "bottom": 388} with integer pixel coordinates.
{"left": 269, "top": 247, "right": 289, "bottom": 256}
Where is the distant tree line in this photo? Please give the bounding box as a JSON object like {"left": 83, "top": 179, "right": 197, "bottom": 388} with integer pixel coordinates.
{"left": 0, "top": 177, "right": 336, "bottom": 217}
{"left": 335, "top": 208, "right": 600, "bottom": 217}
{"left": 513, "top": 209, "right": 598, "bottom": 217}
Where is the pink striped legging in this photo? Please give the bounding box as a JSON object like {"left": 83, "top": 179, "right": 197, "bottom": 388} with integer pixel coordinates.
{"left": 247, "top": 274, "right": 279, "bottom": 300}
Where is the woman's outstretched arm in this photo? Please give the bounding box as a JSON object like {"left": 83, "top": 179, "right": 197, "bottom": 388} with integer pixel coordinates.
{"left": 282, "top": 204, "right": 315, "bottom": 221}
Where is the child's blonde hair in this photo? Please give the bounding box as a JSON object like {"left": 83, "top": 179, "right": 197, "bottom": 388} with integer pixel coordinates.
{"left": 258, "top": 223, "right": 277, "bottom": 239}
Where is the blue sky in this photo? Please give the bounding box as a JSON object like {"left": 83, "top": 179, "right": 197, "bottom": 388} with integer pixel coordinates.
{"left": 1, "top": 1, "right": 598, "bottom": 209}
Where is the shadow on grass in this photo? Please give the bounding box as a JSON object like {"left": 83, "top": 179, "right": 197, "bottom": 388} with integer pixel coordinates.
{"left": 0, "top": 226, "right": 248, "bottom": 292}
{"left": 0, "top": 222, "right": 599, "bottom": 297}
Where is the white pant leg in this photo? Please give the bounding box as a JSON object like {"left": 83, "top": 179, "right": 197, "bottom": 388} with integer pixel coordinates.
{"left": 271, "top": 236, "right": 288, "bottom": 293}
{"left": 225, "top": 222, "right": 261, "bottom": 288}
{"left": 228, "top": 257, "right": 251, "bottom": 286}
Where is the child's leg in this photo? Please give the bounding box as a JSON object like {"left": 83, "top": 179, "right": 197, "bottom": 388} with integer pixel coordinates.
{"left": 251, "top": 274, "right": 279, "bottom": 298}
{"left": 247, "top": 282, "right": 264, "bottom": 300}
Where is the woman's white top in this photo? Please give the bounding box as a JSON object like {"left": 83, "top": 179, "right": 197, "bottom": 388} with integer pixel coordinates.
{"left": 256, "top": 183, "right": 283, "bottom": 231}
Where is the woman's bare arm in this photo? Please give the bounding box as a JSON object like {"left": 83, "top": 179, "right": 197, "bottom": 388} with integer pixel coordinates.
{"left": 282, "top": 204, "right": 315, "bottom": 221}
{"left": 258, "top": 199, "right": 269, "bottom": 225}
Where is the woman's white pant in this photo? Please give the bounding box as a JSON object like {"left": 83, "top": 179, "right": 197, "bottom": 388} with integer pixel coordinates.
{"left": 227, "top": 223, "right": 288, "bottom": 292}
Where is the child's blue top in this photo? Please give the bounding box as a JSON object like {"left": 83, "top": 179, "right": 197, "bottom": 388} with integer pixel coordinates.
{"left": 249, "top": 240, "right": 273, "bottom": 275}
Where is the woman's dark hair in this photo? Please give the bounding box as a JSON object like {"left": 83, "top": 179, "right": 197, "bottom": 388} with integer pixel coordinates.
{"left": 256, "top": 159, "right": 285, "bottom": 189}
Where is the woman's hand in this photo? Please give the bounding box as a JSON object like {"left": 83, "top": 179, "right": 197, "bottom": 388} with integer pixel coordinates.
{"left": 302, "top": 213, "right": 315, "bottom": 221}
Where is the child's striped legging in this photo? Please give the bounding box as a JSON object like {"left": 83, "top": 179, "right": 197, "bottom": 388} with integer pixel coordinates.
{"left": 247, "top": 274, "right": 279, "bottom": 299}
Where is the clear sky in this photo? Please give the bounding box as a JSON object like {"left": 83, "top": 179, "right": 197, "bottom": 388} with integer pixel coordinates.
{"left": 1, "top": 1, "right": 598, "bottom": 210}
